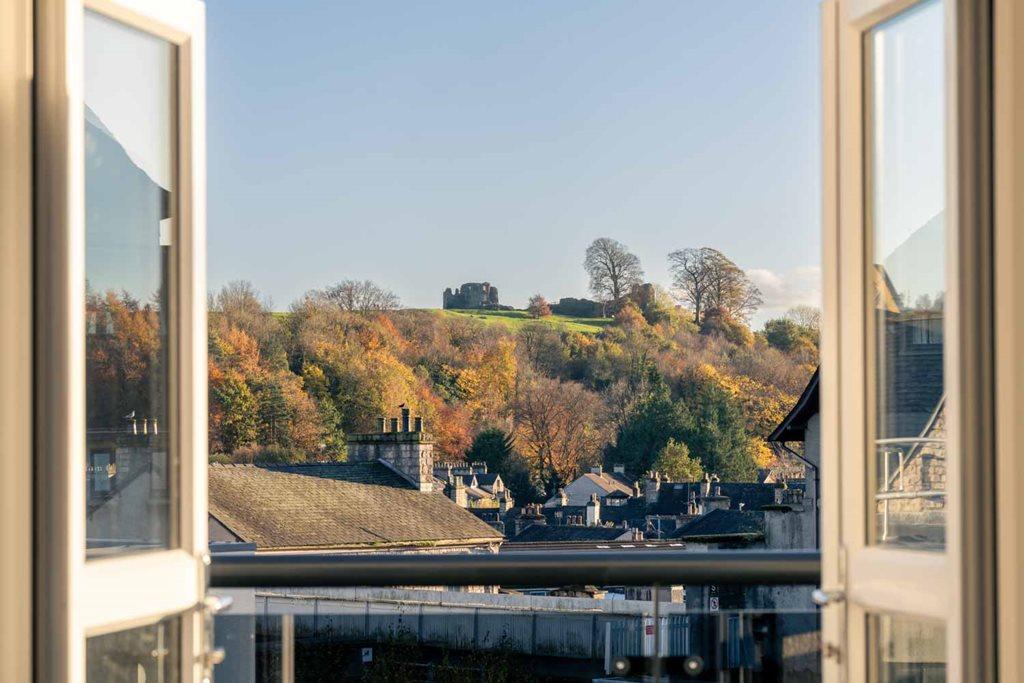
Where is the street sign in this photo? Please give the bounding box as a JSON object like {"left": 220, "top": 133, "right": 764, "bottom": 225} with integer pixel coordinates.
{"left": 361, "top": 647, "right": 373, "bottom": 664}
{"left": 709, "top": 596, "right": 720, "bottom": 612}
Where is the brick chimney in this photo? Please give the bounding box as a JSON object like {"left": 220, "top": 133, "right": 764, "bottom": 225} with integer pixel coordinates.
{"left": 347, "top": 409, "right": 434, "bottom": 492}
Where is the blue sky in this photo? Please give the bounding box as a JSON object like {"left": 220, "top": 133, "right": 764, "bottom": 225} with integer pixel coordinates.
{"left": 207, "top": 1, "right": 822, "bottom": 321}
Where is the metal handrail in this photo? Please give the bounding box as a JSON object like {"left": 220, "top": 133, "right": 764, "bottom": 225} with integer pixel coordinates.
{"left": 209, "top": 550, "right": 820, "bottom": 588}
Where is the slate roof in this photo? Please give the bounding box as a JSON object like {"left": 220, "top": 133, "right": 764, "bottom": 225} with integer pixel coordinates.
{"left": 651, "top": 482, "right": 802, "bottom": 515}
{"left": 208, "top": 462, "right": 502, "bottom": 552}
{"left": 575, "top": 472, "right": 633, "bottom": 496}
{"left": 475, "top": 473, "right": 500, "bottom": 489}
{"left": 671, "top": 509, "right": 765, "bottom": 542}
{"left": 511, "top": 524, "right": 627, "bottom": 544}
{"left": 768, "top": 369, "right": 819, "bottom": 443}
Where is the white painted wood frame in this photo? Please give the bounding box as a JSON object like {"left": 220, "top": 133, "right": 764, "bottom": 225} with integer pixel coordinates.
{"left": 0, "top": 0, "right": 35, "bottom": 679}
{"left": 993, "top": 0, "right": 1024, "bottom": 678}
{"left": 34, "top": 0, "right": 208, "bottom": 680}
{"left": 822, "top": 0, "right": 995, "bottom": 680}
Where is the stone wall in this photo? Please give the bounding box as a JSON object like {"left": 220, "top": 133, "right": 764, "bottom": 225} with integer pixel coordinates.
{"left": 347, "top": 414, "right": 434, "bottom": 492}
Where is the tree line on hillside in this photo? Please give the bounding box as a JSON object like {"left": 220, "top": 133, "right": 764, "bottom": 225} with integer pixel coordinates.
{"left": 83, "top": 241, "right": 818, "bottom": 506}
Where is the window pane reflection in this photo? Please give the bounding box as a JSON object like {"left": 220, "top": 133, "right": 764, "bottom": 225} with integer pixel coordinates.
{"left": 867, "top": 0, "right": 947, "bottom": 549}
{"left": 84, "top": 11, "right": 178, "bottom": 557}
{"left": 870, "top": 614, "right": 946, "bottom": 682}
{"left": 87, "top": 616, "right": 181, "bottom": 683}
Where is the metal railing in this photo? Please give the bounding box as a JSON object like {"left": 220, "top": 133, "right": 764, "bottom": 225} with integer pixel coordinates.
{"left": 209, "top": 550, "right": 821, "bottom": 588}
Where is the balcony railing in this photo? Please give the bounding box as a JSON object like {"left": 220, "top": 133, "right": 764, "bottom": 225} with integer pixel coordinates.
{"left": 209, "top": 549, "right": 821, "bottom": 589}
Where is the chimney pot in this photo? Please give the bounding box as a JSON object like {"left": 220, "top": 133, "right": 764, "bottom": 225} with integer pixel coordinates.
{"left": 401, "top": 407, "right": 411, "bottom": 432}
{"left": 389, "top": 417, "right": 399, "bottom": 432}
{"left": 377, "top": 417, "right": 386, "bottom": 432}
{"left": 414, "top": 416, "right": 423, "bottom": 432}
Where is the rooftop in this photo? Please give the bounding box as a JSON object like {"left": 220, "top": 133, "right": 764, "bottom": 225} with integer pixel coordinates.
{"left": 208, "top": 462, "right": 502, "bottom": 552}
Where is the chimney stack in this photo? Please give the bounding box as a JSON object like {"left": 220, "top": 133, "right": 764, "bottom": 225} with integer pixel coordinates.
{"left": 585, "top": 493, "right": 601, "bottom": 526}
{"left": 348, "top": 406, "right": 435, "bottom": 493}
{"left": 558, "top": 488, "right": 569, "bottom": 507}
{"left": 449, "top": 476, "right": 468, "bottom": 508}
{"left": 645, "top": 471, "right": 661, "bottom": 506}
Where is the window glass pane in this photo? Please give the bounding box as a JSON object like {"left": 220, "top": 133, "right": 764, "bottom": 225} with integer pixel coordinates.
{"left": 867, "top": 0, "right": 947, "bottom": 549}
{"left": 87, "top": 615, "right": 181, "bottom": 683}
{"left": 870, "top": 613, "right": 946, "bottom": 682}
{"left": 84, "top": 11, "right": 178, "bottom": 557}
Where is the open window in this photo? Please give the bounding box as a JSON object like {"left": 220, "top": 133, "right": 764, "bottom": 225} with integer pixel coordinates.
{"left": 34, "top": 0, "right": 210, "bottom": 679}
{"left": 820, "top": 0, "right": 994, "bottom": 679}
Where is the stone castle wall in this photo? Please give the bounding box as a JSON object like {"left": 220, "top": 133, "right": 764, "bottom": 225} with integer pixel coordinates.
{"left": 442, "top": 282, "right": 501, "bottom": 309}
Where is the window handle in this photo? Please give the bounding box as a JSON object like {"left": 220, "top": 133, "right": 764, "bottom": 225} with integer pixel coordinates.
{"left": 811, "top": 588, "right": 845, "bottom": 606}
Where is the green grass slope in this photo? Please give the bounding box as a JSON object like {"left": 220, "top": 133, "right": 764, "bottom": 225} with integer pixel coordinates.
{"left": 438, "top": 308, "right": 611, "bottom": 334}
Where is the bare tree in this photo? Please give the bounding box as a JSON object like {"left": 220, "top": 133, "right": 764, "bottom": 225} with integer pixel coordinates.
{"left": 320, "top": 279, "right": 400, "bottom": 312}
{"left": 704, "top": 250, "right": 762, "bottom": 321}
{"left": 784, "top": 305, "right": 821, "bottom": 331}
{"left": 668, "top": 247, "right": 762, "bottom": 323}
{"left": 668, "top": 247, "right": 714, "bottom": 324}
{"left": 526, "top": 294, "right": 552, "bottom": 319}
{"left": 583, "top": 238, "right": 644, "bottom": 308}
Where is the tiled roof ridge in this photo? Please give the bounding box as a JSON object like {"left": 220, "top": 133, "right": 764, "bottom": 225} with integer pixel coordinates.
{"left": 209, "top": 460, "right": 360, "bottom": 469}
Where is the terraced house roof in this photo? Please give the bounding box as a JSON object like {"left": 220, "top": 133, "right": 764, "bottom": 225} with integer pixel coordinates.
{"left": 209, "top": 462, "right": 503, "bottom": 552}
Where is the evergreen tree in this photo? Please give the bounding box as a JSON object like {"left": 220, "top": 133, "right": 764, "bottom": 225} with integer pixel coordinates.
{"left": 676, "top": 373, "right": 758, "bottom": 481}
{"left": 466, "top": 428, "right": 542, "bottom": 504}
{"left": 605, "top": 377, "right": 688, "bottom": 475}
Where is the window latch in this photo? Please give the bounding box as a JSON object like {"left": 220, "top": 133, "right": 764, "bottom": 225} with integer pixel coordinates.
{"left": 811, "top": 588, "right": 845, "bottom": 606}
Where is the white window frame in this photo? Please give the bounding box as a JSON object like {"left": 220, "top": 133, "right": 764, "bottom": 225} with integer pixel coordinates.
{"left": 0, "top": 0, "right": 35, "bottom": 680}
{"left": 821, "top": 0, "right": 995, "bottom": 681}
{"left": 34, "top": 0, "right": 207, "bottom": 680}
{"left": 993, "top": 0, "right": 1024, "bottom": 679}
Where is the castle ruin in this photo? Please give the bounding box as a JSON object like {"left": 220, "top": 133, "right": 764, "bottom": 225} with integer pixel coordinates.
{"left": 442, "top": 282, "right": 502, "bottom": 310}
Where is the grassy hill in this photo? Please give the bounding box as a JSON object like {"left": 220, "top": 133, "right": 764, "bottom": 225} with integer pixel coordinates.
{"left": 438, "top": 308, "right": 611, "bottom": 334}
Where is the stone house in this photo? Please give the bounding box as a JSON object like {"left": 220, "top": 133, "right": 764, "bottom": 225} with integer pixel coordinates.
{"left": 542, "top": 465, "right": 634, "bottom": 508}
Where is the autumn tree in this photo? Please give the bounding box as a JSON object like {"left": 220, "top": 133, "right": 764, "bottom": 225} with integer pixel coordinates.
{"left": 700, "top": 306, "right": 754, "bottom": 346}
{"left": 653, "top": 438, "right": 704, "bottom": 482}
{"left": 513, "top": 373, "right": 610, "bottom": 496}
{"left": 583, "top": 238, "right": 644, "bottom": 309}
{"left": 320, "top": 279, "right": 400, "bottom": 312}
{"left": 526, "top": 294, "right": 552, "bottom": 319}
{"left": 210, "top": 281, "right": 286, "bottom": 365}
